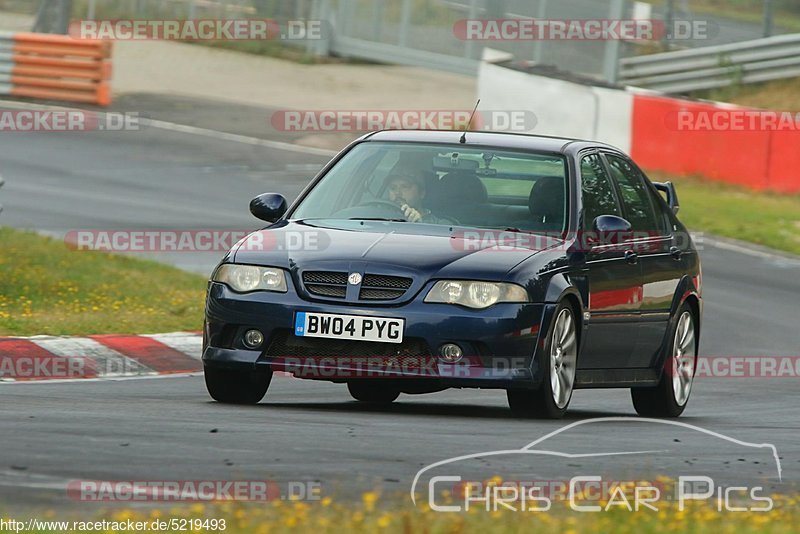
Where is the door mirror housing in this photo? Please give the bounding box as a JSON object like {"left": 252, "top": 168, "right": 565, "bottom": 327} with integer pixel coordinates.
{"left": 591, "top": 215, "right": 633, "bottom": 244}
{"left": 653, "top": 181, "right": 680, "bottom": 214}
{"left": 250, "top": 193, "right": 287, "bottom": 223}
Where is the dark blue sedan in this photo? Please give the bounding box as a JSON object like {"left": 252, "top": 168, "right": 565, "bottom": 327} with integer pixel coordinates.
{"left": 203, "top": 130, "right": 702, "bottom": 418}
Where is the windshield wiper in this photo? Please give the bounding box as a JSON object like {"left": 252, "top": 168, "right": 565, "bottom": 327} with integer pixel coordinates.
{"left": 348, "top": 217, "right": 407, "bottom": 223}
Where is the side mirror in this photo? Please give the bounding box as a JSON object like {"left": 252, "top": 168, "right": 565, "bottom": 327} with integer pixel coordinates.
{"left": 592, "top": 215, "right": 632, "bottom": 243}
{"left": 249, "top": 193, "right": 287, "bottom": 223}
{"left": 653, "top": 181, "right": 680, "bottom": 214}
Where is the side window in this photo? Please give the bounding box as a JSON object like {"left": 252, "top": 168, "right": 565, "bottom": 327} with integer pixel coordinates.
{"left": 604, "top": 154, "right": 661, "bottom": 235}
{"left": 580, "top": 154, "right": 620, "bottom": 230}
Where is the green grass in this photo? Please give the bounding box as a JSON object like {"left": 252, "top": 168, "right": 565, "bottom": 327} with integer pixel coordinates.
{"left": 0, "top": 227, "right": 207, "bottom": 336}
{"left": 694, "top": 78, "right": 800, "bottom": 113}
{"left": 650, "top": 172, "right": 800, "bottom": 255}
{"left": 637, "top": 0, "right": 800, "bottom": 33}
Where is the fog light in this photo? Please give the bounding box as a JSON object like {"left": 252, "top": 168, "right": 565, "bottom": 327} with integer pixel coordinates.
{"left": 243, "top": 329, "right": 264, "bottom": 349}
{"left": 439, "top": 343, "right": 463, "bottom": 363}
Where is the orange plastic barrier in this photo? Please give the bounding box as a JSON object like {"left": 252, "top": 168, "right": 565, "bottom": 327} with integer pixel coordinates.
{"left": 630, "top": 93, "right": 800, "bottom": 193}
{"left": 631, "top": 94, "right": 771, "bottom": 190}
{"left": 766, "top": 130, "right": 800, "bottom": 194}
{"left": 0, "top": 31, "right": 112, "bottom": 106}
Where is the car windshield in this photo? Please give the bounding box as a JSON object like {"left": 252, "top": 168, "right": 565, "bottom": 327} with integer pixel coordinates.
{"left": 291, "top": 142, "right": 569, "bottom": 233}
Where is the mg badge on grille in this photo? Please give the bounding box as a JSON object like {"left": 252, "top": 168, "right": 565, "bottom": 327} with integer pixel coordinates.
{"left": 348, "top": 272, "right": 362, "bottom": 285}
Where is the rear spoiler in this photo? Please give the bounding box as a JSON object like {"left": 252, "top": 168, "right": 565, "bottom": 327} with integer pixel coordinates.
{"left": 653, "top": 181, "right": 680, "bottom": 215}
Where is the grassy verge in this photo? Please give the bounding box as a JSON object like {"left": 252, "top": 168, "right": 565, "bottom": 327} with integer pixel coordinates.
{"left": 693, "top": 78, "right": 800, "bottom": 113}
{"left": 3, "top": 488, "right": 798, "bottom": 533}
{"left": 0, "top": 227, "right": 206, "bottom": 336}
{"left": 649, "top": 172, "right": 800, "bottom": 255}
{"left": 638, "top": 0, "right": 800, "bottom": 32}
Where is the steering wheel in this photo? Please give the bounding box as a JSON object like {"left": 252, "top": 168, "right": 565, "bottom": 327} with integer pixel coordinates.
{"left": 333, "top": 199, "right": 408, "bottom": 220}
{"left": 358, "top": 199, "right": 407, "bottom": 215}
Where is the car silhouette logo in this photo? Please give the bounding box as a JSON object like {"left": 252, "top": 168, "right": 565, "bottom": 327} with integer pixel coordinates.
{"left": 348, "top": 273, "right": 362, "bottom": 285}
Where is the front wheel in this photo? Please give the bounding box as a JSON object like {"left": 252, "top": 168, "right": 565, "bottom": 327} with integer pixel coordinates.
{"left": 631, "top": 303, "right": 697, "bottom": 417}
{"left": 347, "top": 381, "right": 400, "bottom": 404}
{"left": 204, "top": 366, "right": 272, "bottom": 404}
{"left": 508, "top": 302, "right": 578, "bottom": 419}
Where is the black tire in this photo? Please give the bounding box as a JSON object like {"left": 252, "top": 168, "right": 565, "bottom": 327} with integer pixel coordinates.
{"left": 204, "top": 366, "right": 272, "bottom": 404}
{"left": 507, "top": 301, "right": 578, "bottom": 419}
{"left": 631, "top": 302, "right": 698, "bottom": 418}
{"left": 347, "top": 381, "right": 400, "bottom": 404}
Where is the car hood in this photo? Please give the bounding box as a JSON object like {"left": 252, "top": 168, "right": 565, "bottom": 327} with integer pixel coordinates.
{"left": 232, "top": 220, "right": 563, "bottom": 282}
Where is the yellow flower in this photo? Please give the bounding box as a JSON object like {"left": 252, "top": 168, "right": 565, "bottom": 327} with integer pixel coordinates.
{"left": 362, "top": 491, "right": 379, "bottom": 511}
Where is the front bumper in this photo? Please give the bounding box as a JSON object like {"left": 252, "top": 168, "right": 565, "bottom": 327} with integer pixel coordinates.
{"left": 203, "top": 282, "right": 554, "bottom": 389}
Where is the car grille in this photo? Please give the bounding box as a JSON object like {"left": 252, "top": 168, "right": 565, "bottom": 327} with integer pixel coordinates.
{"left": 264, "top": 330, "right": 434, "bottom": 370}
{"left": 302, "top": 271, "right": 348, "bottom": 298}
{"left": 301, "top": 271, "right": 413, "bottom": 301}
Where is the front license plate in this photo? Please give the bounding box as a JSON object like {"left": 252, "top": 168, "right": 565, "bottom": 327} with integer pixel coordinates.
{"left": 294, "top": 312, "right": 404, "bottom": 344}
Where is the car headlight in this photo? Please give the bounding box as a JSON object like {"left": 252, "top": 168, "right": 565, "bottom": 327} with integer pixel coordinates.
{"left": 212, "top": 264, "right": 288, "bottom": 293}
{"left": 424, "top": 280, "right": 528, "bottom": 309}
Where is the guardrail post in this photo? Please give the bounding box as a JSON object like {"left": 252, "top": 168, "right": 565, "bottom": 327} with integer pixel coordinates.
{"left": 372, "top": 0, "right": 385, "bottom": 42}
{"left": 603, "top": 0, "right": 624, "bottom": 83}
{"left": 306, "top": 0, "right": 331, "bottom": 57}
{"left": 464, "top": 0, "right": 479, "bottom": 59}
{"left": 763, "top": 0, "right": 774, "bottom": 38}
{"left": 398, "top": 0, "right": 412, "bottom": 47}
{"left": 533, "top": 0, "right": 548, "bottom": 63}
{"left": 87, "top": 0, "right": 96, "bottom": 20}
{"left": 337, "top": 0, "right": 353, "bottom": 39}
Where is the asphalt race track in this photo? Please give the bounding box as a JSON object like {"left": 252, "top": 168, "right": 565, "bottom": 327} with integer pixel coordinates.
{"left": 1, "top": 106, "right": 798, "bottom": 511}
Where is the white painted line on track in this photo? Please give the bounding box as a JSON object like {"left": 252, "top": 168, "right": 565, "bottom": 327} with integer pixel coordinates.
{"left": 143, "top": 332, "right": 203, "bottom": 360}
{"left": 139, "top": 117, "right": 337, "bottom": 157}
{"left": 703, "top": 237, "right": 800, "bottom": 265}
{"left": 0, "top": 98, "right": 337, "bottom": 157}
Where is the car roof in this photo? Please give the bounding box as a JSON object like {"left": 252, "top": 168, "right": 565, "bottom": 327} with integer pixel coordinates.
{"left": 361, "top": 129, "right": 623, "bottom": 156}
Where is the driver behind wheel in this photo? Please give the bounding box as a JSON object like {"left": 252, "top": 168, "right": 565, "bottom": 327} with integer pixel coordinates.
{"left": 385, "top": 170, "right": 450, "bottom": 224}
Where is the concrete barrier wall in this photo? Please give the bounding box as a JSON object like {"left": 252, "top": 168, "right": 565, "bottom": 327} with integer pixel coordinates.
{"left": 478, "top": 58, "right": 800, "bottom": 193}
{"left": 477, "top": 62, "right": 633, "bottom": 153}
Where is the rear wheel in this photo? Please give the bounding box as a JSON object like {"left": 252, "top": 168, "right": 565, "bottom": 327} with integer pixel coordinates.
{"left": 508, "top": 302, "right": 578, "bottom": 419}
{"left": 631, "top": 303, "right": 697, "bottom": 417}
{"left": 348, "top": 381, "right": 400, "bottom": 404}
{"left": 204, "top": 366, "right": 272, "bottom": 404}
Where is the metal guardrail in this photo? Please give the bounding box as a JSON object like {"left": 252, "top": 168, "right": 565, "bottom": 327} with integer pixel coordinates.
{"left": 619, "top": 33, "right": 800, "bottom": 94}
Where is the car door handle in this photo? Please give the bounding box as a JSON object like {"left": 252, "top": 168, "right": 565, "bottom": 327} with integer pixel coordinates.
{"left": 624, "top": 250, "right": 638, "bottom": 264}
{"left": 670, "top": 246, "right": 683, "bottom": 260}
